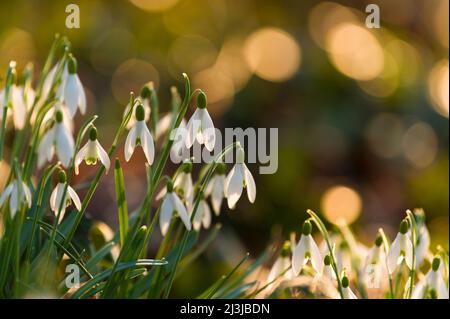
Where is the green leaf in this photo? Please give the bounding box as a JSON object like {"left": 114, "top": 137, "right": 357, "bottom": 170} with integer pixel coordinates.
{"left": 114, "top": 159, "right": 128, "bottom": 247}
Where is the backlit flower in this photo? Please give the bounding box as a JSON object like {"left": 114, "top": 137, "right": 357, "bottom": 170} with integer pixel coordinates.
{"left": 185, "top": 91, "right": 215, "bottom": 151}
{"left": 292, "top": 221, "right": 323, "bottom": 275}
{"left": 0, "top": 179, "right": 32, "bottom": 217}
{"left": 205, "top": 162, "right": 226, "bottom": 215}
{"left": 75, "top": 127, "right": 110, "bottom": 175}
{"left": 387, "top": 219, "right": 413, "bottom": 274}
{"left": 59, "top": 55, "right": 86, "bottom": 118}
{"left": 224, "top": 147, "right": 256, "bottom": 209}
{"left": 193, "top": 197, "right": 211, "bottom": 231}
{"left": 412, "top": 257, "right": 449, "bottom": 299}
{"left": 49, "top": 170, "right": 81, "bottom": 224}
{"left": 159, "top": 181, "right": 191, "bottom": 236}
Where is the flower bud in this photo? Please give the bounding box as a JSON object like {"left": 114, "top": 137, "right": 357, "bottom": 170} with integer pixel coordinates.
{"left": 197, "top": 91, "right": 207, "bottom": 109}
{"left": 67, "top": 55, "right": 77, "bottom": 74}
{"left": 342, "top": 276, "right": 350, "bottom": 288}
{"left": 432, "top": 257, "right": 441, "bottom": 272}
{"left": 324, "top": 254, "right": 332, "bottom": 266}
{"left": 375, "top": 235, "right": 383, "bottom": 247}
{"left": 399, "top": 219, "right": 409, "bottom": 234}
{"left": 89, "top": 127, "right": 98, "bottom": 141}
{"left": 58, "top": 170, "right": 67, "bottom": 183}
{"left": 135, "top": 103, "right": 145, "bottom": 121}
{"left": 55, "top": 110, "right": 63, "bottom": 123}
{"left": 302, "top": 220, "right": 312, "bottom": 236}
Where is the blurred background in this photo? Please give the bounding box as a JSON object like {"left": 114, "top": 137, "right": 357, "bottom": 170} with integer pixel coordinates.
{"left": 0, "top": 0, "right": 448, "bottom": 296}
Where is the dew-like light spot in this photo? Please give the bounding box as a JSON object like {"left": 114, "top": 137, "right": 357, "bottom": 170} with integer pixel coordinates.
{"left": 321, "top": 185, "right": 362, "bottom": 225}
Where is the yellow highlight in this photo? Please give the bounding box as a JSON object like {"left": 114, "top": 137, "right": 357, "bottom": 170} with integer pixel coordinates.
{"left": 321, "top": 185, "right": 362, "bottom": 225}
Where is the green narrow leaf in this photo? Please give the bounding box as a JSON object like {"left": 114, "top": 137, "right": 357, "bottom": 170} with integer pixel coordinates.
{"left": 114, "top": 159, "right": 128, "bottom": 247}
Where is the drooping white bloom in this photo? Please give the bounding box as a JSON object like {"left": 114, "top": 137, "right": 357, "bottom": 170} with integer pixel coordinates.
{"left": 410, "top": 209, "right": 430, "bottom": 267}
{"left": 124, "top": 103, "right": 155, "bottom": 165}
{"left": 361, "top": 236, "right": 387, "bottom": 289}
{"left": 223, "top": 147, "right": 256, "bottom": 209}
{"left": 0, "top": 85, "right": 33, "bottom": 129}
{"left": 0, "top": 179, "right": 32, "bottom": 217}
{"left": 74, "top": 127, "right": 110, "bottom": 175}
{"left": 205, "top": 163, "right": 226, "bottom": 215}
{"left": 37, "top": 110, "right": 75, "bottom": 168}
{"left": 193, "top": 199, "right": 212, "bottom": 231}
{"left": 59, "top": 56, "right": 86, "bottom": 118}
{"left": 292, "top": 221, "right": 323, "bottom": 275}
{"left": 341, "top": 276, "right": 358, "bottom": 299}
{"left": 159, "top": 183, "right": 191, "bottom": 236}
{"left": 49, "top": 171, "right": 81, "bottom": 224}
{"left": 39, "top": 102, "right": 74, "bottom": 133}
{"left": 156, "top": 163, "right": 193, "bottom": 208}
{"left": 387, "top": 220, "right": 413, "bottom": 274}
{"left": 185, "top": 92, "right": 215, "bottom": 151}
{"left": 315, "top": 254, "right": 337, "bottom": 284}
{"left": 412, "top": 257, "right": 449, "bottom": 299}
{"left": 266, "top": 241, "right": 295, "bottom": 292}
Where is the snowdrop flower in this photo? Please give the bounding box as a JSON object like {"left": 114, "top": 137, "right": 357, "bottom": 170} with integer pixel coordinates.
{"left": 292, "top": 221, "right": 323, "bottom": 275}
{"left": 266, "top": 241, "right": 295, "bottom": 291}
{"left": 0, "top": 179, "right": 32, "bottom": 217}
{"left": 59, "top": 55, "right": 86, "bottom": 118}
{"left": 411, "top": 209, "right": 430, "bottom": 267}
{"left": 0, "top": 85, "right": 32, "bottom": 130}
{"left": 224, "top": 146, "right": 256, "bottom": 209}
{"left": 75, "top": 127, "right": 110, "bottom": 175}
{"left": 124, "top": 103, "right": 155, "bottom": 165}
{"left": 185, "top": 91, "right": 215, "bottom": 151}
{"left": 159, "top": 181, "right": 191, "bottom": 236}
{"left": 318, "top": 254, "right": 337, "bottom": 283}
{"left": 412, "top": 257, "right": 449, "bottom": 299}
{"left": 156, "top": 160, "right": 193, "bottom": 206}
{"left": 361, "top": 236, "right": 387, "bottom": 289}
{"left": 205, "top": 162, "right": 226, "bottom": 215}
{"left": 37, "top": 110, "right": 75, "bottom": 168}
{"left": 49, "top": 170, "right": 81, "bottom": 224}
{"left": 387, "top": 219, "right": 413, "bottom": 274}
{"left": 341, "top": 275, "right": 357, "bottom": 299}
{"left": 193, "top": 195, "right": 212, "bottom": 231}
{"left": 39, "top": 102, "right": 74, "bottom": 133}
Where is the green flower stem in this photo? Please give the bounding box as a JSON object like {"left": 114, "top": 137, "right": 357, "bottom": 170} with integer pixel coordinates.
{"left": 378, "top": 228, "right": 394, "bottom": 298}
{"left": 162, "top": 142, "right": 239, "bottom": 298}
{"left": 406, "top": 210, "right": 417, "bottom": 299}
{"left": 306, "top": 209, "right": 345, "bottom": 299}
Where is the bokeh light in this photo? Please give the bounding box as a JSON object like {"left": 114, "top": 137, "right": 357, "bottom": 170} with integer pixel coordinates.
{"left": 321, "top": 185, "right": 362, "bottom": 225}
{"left": 244, "top": 27, "right": 301, "bottom": 82}
{"left": 0, "top": 28, "right": 35, "bottom": 74}
{"left": 427, "top": 59, "right": 449, "bottom": 118}
{"left": 325, "top": 22, "right": 384, "bottom": 81}
{"left": 366, "top": 113, "right": 405, "bottom": 159}
{"left": 402, "top": 122, "right": 438, "bottom": 168}
{"left": 129, "top": 0, "right": 180, "bottom": 12}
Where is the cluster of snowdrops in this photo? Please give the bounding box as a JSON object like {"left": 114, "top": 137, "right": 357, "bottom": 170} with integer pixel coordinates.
{"left": 0, "top": 36, "right": 448, "bottom": 299}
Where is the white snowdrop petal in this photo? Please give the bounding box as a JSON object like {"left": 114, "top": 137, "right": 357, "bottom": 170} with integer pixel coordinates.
{"left": 49, "top": 185, "right": 58, "bottom": 212}
{"left": 403, "top": 235, "right": 414, "bottom": 270}
{"left": 172, "top": 193, "right": 191, "bottom": 231}
{"left": 9, "top": 184, "right": 19, "bottom": 217}
{"left": 225, "top": 165, "right": 243, "bottom": 209}
{"left": 201, "top": 201, "right": 211, "bottom": 229}
{"left": 74, "top": 142, "right": 89, "bottom": 175}
{"left": 0, "top": 184, "right": 14, "bottom": 207}
{"left": 387, "top": 233, "right": 402, "bottom": 274}
{"left": 64, "top": 74, "right": 79, "bottom": 117}
{"left": 124, "top": 126, "right": 137, "bottom": 162}
{"left": 12, "top": 87, "right": 27, "bottom": 129}
{"left": 95, "top": 140, "right": 110, "bottom": 172}
{"left": 200, "top": 109, "right": 216, "bottom": 151}
{"left": 141, "top": 124, "right": 155, "bottom": 165}
{"left": 309, "top": 236, "right": 324, "bottom": 274}
{"left": 186, "top": 109, "right": 199, "bottom": 149}
{"left": 68, "top": 185, "right": 82, "bottom": 210}
{"left": 56, "top": 124, "right": 75, "bottom": 167}
{"left": 243, "top": 163, "right": 256, "bottom": 203}
{"left": 37, "top": 128, "right": 54, "bottom": 168}
{"left": 22, "top": 183, "right": 32, "bottom": 208}
{"left": 292, "top": 236, "right": 307, "bottom": 276}
{"left": 76, "top": 76, "right": 86, "bottom": 114}
{"left": 160, "top": 196, "right": 174, "bottom": 236}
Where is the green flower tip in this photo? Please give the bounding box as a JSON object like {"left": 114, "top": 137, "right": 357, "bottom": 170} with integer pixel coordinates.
{"left": 57, "top": 170, "right": 67, "bottom": 183}
{"left": 399, "top": 219, "right": 409, "bottom": 234}
{"left": 115, "top": 158, "right": 121, "bottom": 170}
{"left": 166, "top": 180, "right": 174, "bottom": 193}
{"left": 341, "top": 276, "right": 350, "bottom": 288}
{"left": 89, "top": 126, "right": 98, "bottom": 141}
{"left": 216, "top": 162, "right": 227, "bottom": 175}
{"left": 197, "top": 91, "right": 207, "bottom": 109}
{"left": 135, "top": 103, "right": 145, "bottom": 121}
{"left": 302, "top": 220, "right": 312, "bottom": 236}
{"left": 140, "top": 85, "right": 152, "bottom": 99}
{"left": 67, "top": 55, "right": 77, "bottom": 74}
{"left": 432, "top": 257, "right": 441, "bottom": 272}
{"left": 182, "top": 160, "right": 193, "bottom": 173}
{"left": 55, "top": 110, "right": 63, "bottom": 123}
{"left": 281, "top": 241, "right": 291, "bottom": 257}
{"left": 375, "top": 235, "right": 383, "bottom": 247}
{"left": 324, "top": 254, "right": 331, "bottom": 266}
